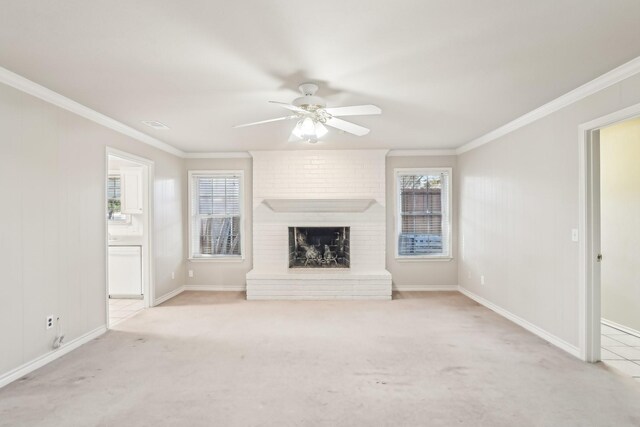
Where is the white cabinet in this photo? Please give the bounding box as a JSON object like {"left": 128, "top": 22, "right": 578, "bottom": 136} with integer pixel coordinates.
{"left": 121, "top": 168, "right": 143, "bottom": 214}
{"left": 108, "top": 246, "right": 142, "bottom": 297}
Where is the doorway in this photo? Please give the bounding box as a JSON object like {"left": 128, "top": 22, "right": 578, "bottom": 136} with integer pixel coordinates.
{"left": 105, "top": 148, "right": 153, "bottom": 327}
{"left": 598, "top": 118, "right": 640, "bottom": 377}
{"left": 580, "top": 103, "right": 640, "bottom": 374}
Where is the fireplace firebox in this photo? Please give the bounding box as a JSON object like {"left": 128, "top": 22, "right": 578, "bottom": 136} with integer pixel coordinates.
{"left": 288, "top": 227, "right": 350, "bottom": 268}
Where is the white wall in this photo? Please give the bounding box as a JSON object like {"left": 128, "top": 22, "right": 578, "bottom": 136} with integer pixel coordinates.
{"left": 458, "top": 72, "right": 640, "bottom": 350}
{"left": 186, "top": 153, "right": 460, "bottom": 290}
{"left": 385, "top": 155, "right": 458, "bottom": 289}
{"left": 184, "top": 157, "right": 253, "bottom": 289}
{"left": 600, "top": 117, "right": 640, "bottom": 333}
{"left": 0, "top": 81, "right": 185, "bottom": 380}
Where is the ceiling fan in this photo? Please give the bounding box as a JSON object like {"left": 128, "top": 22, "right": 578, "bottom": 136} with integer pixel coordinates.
{"left": 233, "top": 83, "right": 381, "bottom": 143}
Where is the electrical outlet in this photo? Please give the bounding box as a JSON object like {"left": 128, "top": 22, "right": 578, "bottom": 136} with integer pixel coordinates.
{"left": 571, "top": 229, "right": 579, "bottom": 242}
{"left": 46, "top": 315, "right": 54, "bottom": 329}
{"left": 188, "top": 270, "right": 194, "bottom": 278}
{"left": 171, "top": 271, "right": 175, "bottom": 280}
{"left": 480, "top": 275, "right": 485, "bottom": 285}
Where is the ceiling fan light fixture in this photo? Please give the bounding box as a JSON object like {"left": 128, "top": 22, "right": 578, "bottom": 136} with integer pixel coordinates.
{"left": 301, "top": 117, "right": 316, "bottom": 134}
{"left": 291, "top": 121, "right": 304, "bottom": 139}
{"left": 293, "top": 117, "right": 319, "bottom": 140}
{"left": 315, "top": 121, "right": 328, "bottom": 138}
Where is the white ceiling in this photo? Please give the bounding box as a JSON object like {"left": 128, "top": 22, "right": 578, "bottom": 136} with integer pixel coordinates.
{"left": 2, "top": 1, "right": 640, "bottom": 153}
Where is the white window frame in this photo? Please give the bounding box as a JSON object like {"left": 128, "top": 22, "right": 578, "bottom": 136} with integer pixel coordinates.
{"left": 188, "top": 170, "right": 245, "bottom": 262}
{"left": 107, "top": 171, "right": 132, "bottom": 225}
{"left": 394, "top": 167, "right": 453, "bottom": 261}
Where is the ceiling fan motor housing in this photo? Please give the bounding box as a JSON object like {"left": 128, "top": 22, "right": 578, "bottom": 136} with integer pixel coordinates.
{"left": 299, "top": 83, "right": 318, "bottom": 96}
{"left": 293, "top": 83, "right": 326, "bottom": 109}
{"left": 292, "top": 95, "right": 326, "bottom": 109}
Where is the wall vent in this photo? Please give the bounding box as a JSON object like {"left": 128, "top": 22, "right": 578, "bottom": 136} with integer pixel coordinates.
{"left": 141, "top": 120, "right": 170, "bottom": 130}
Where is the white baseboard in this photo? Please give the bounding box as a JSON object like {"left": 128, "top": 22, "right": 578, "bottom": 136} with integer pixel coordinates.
{"left": 393, "top": 285, "right": 458, "bottom": 291}
{"left": 602, "top": 318, "right": 640, "bottom": 338}
{"left": 458, "top": 286, "right": 581, "bottom": 359}
{"left": 185, "top": 285, "right": 246, "bottom": 291}
{"left": 153, "top": 285, "right": 185, "bottom": 306}
{"left": 247, "top": 295, "right": 391, "bottom": 301}
{"left": 0, "top": 325, "right": 107, "bottom": 389}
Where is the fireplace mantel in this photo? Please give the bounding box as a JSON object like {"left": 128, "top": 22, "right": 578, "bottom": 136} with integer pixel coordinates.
{"left": 261, "top": 198, "right": 376, "bottom": 213}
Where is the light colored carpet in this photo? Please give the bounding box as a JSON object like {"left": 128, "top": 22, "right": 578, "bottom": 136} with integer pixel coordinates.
{"left": 1, "top": 291, "right": 640, "bottom": 426}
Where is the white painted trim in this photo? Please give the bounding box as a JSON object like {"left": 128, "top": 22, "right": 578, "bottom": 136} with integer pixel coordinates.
{"left": 387, "top": 149, "right": 457, "bottom": 157}
{"left": 5, "top": 54, "right": 640, "bottom": 160}
{"left": 107, "top": 147, "right": 155, "bottom": 171}
{"left": 578, "top": 101, "right": 640, "bottom": 133}
{"left": 0, "top": 326, "right": 106, "bottom": 389}
{"left": 578, "top": 102, "right": 640, "bottom": 362}
{"left": 153, "top": 286, "right": 186, "bottom": 306}
{"left": 458, "top": 287, "right": 581, "bottom": 359}
{"left": 395, "top": 256, "right": 453, "bottom": 262}
{"left": 0, "top": 66, "right": 185, "bottom": 158}
{"left": 247, "top": 295, "right": 390, "bottom": 301}
{"left": 393, "top": 285, "right": 458, "bottom": 291}
{"left": 602, "top": 318, "right": 640, "bottom": 339}
{"left": 456, "top": 55, "right": 640, "bottom": 155}
{"left": 184, "top": 152, "right": 252, "bottom": 159}
{"left": 184, "top": 285, "right": 246, "bottom": 291}
{"left": 188, "top": 257, "right": 245, "bottom": 263}
{"left": 578, "top": 127, "right": 601, "bottom": 362}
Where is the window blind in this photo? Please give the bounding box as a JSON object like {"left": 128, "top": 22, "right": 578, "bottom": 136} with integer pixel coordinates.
{"left": 397, "top": 170, "right": 450, "bottom": 256}
{"left": 107, "top": 175, "right": 129, "bottom": 222}
{"left": 107, "top": 176, "right": 121, "bottom": 199}
{"left": 190, "top": 173, "right": 242, "bottom": 257}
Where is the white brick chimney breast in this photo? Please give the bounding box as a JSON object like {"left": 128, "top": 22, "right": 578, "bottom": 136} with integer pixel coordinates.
{"left": 246, "top": 150, "right": 392, "bottom": 300}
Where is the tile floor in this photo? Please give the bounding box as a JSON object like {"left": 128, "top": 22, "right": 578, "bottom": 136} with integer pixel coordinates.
{"left": 601, "top": 323, "right": 640, "bottom": 382}
{"left": 108, "top": 298, "right": 144, "bottom": 326}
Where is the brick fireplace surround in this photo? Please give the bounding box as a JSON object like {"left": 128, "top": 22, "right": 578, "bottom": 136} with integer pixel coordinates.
{"left": 246, "top": 150, "right": 392, "bottom": 300}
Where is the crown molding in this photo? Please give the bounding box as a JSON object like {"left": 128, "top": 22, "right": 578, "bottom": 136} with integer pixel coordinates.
{"left": 387, "top": 149, "right": 457, "bottom": 157}
{"left": 184, "top": 151, "right": 252, "bottom": 159}
{"left": 456, "top": 55, "right": 640, "bottom": 155}
{"left": 0, "top": 66, "right": 186, "bottom": 158}
{"left": 7, "top": 52, "right": 640, "bottom": 160}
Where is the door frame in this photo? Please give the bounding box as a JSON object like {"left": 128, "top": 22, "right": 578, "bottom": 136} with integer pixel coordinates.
{"left": 105, "top": 147, "right": 155, "bottom": 328}
{"left": 578, "top": 101, "right": 640, "bottom": 362}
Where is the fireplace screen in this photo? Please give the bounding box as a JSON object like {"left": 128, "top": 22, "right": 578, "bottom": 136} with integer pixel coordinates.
{"left": 288, "top": 227, "right": 350, "bottom": 268}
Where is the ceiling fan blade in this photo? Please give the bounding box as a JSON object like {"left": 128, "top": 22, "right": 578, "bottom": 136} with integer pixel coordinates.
{"left": 325, "top": 117, "right": 370, "bottom": 136}
{"left": 324, "top": 104, "right": 381, "bottom": 117}
{"left": 269, "top": 101, "right": 309, "bottom": 115}
{"left": 233, "top": 115, "right": 297, "bottom": 128}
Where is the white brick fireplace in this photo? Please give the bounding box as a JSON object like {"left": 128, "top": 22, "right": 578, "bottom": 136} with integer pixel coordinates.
{"left": 246, "top": 150, "right": 392, "bottom": 300}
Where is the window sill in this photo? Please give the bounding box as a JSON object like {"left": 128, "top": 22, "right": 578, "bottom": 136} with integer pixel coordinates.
{"left": 189, "top": 256, "right": 245, "bottom": 263}
{"left": 395, "top": 256, "right": 453, "bottom": 262}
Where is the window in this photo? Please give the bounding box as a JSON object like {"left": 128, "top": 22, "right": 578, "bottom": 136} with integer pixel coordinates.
{"left": 395, "top": 168, "right": 451, "bottom": 258}
{"left": 189, "top": 171, "right": 243, "bottom": 259}
{"left": 107, "top": 175, "right": 130, "bottom": 223}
